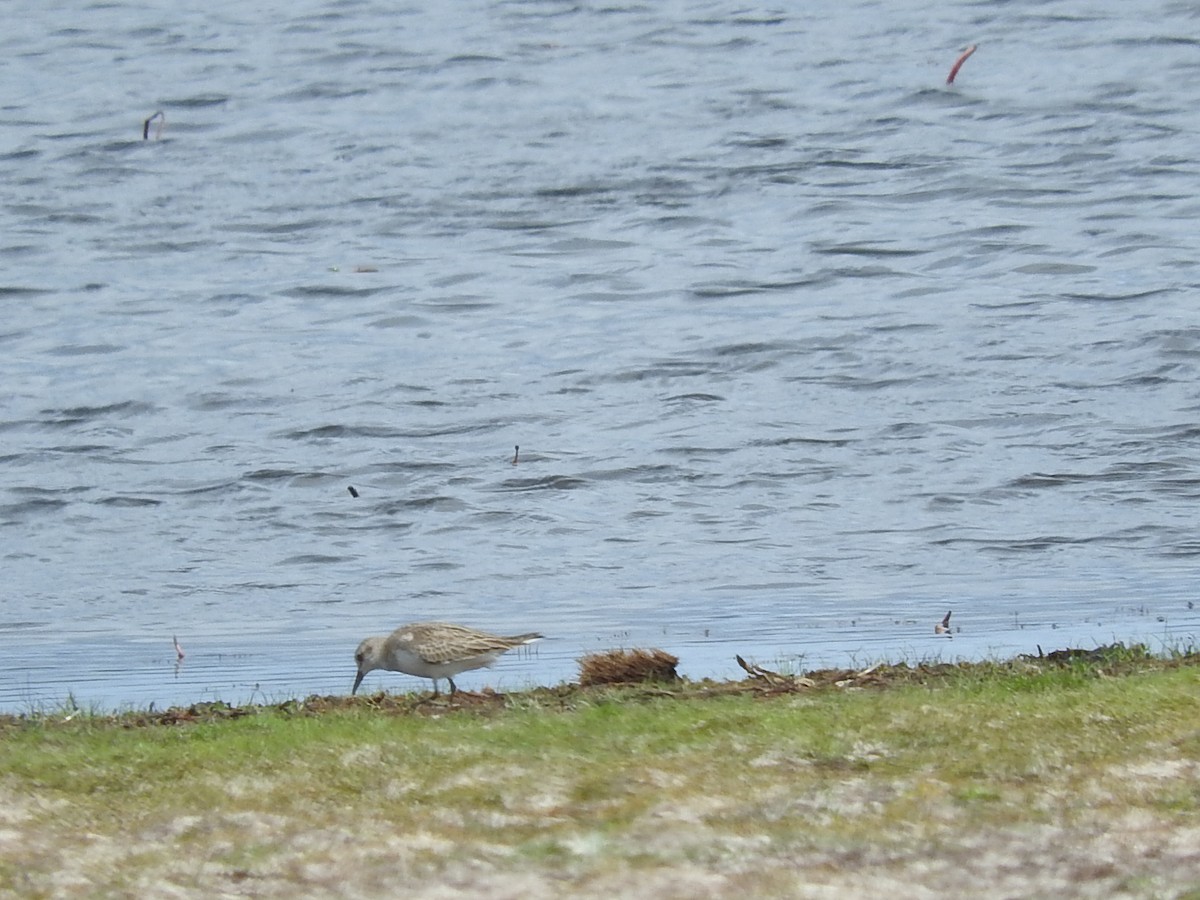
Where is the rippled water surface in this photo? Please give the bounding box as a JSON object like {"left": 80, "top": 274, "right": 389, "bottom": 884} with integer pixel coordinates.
{"left": 3, "top": 0, "right": 1200, "bottom": 710}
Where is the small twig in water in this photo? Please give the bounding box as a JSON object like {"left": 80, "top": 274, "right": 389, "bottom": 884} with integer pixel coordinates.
{"left": 143, "top": 110, "right": 165, "bottom": 140}
{"left": 946, "top": 44, "right": 978, "bottom": 85}
{"left": 512, "top": 445, "right": 520, "bottom": 465}
{"left": 173, "top": 635, "right": 185, "bottom": 662}
{"left": 347, "top": 485, "right": 359, "bottom": 498}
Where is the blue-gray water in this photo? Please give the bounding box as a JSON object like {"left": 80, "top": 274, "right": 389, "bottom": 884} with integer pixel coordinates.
{"left": 3, "top": 0, "right": 1199, "bottom": 711}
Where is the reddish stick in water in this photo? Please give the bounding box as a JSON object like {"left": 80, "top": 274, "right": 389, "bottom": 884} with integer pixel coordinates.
{"left": 946, "top": 44, "right": 977, "bottom": 84}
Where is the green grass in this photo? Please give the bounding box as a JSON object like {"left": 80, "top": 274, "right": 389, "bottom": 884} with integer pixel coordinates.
{"left": 2, "top": 656, "right": 1200, "bottom": 897}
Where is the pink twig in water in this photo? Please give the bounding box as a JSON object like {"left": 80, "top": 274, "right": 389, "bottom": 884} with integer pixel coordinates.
{"left": 946, "top": 44, "right": 977, "bottom": 84}
{"left": 173, "top": 635, "right": 185, "bottom": 662}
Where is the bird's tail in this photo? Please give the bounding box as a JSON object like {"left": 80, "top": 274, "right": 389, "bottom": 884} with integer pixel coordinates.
{"left": 507, "top": 632, "right": 544, "bottom": 645}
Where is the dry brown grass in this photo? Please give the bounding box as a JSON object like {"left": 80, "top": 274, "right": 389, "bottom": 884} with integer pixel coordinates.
{"left": 578, "top": 648, "right": 680, "bottom": 686}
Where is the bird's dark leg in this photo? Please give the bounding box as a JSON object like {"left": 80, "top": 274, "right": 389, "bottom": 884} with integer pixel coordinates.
{"left": 448, "top": 677, "right": 458, "bottom": 695}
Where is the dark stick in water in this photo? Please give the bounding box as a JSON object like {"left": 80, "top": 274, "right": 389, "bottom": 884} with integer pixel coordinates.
{"left": 143, "top": 110, "right": 165, "bottom": 140}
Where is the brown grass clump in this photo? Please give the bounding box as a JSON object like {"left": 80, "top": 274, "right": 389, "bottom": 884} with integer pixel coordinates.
{"left": 578, "top": 648, "right": 679, "bottom": 686}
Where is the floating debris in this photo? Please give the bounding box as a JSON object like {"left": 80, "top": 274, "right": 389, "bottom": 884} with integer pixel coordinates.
{"left": 347, "top": 485, "right": 359, "bottom": 498}
{"left": 143, "top": 110, "right": 165, "bottom": 140}
{"left": 946, "top": 44, "right": 978, "bottom": 85}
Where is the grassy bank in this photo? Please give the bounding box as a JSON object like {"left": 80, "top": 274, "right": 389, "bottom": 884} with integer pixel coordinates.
{"left": 2, "top": 651, "right": 1199, "bottom": 898}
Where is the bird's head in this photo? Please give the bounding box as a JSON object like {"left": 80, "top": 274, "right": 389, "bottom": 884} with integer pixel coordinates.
{"left": 352, "top": 636, "right": 385, "bottom": 695}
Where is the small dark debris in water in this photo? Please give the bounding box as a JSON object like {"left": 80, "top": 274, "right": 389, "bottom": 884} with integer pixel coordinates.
{"left": 579, "top": 648, "right": 679, "bottom": 686}
{"left": 347, "top": 485, "right": 359, "bottom": 498}
{"left": 143, "top": 110, "right": 165, "bottom": 140}
{"left": 512, "top": 445, "right": 519, "bottom": 465}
